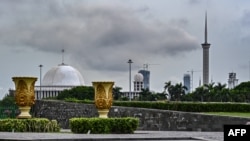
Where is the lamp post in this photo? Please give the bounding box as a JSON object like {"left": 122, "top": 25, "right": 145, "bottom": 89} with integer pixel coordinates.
{"left": 38, "top": 64, "right": 43, "bottom": 100}
{"left": 128, "top": 59, "right": 133, "bottom": 101}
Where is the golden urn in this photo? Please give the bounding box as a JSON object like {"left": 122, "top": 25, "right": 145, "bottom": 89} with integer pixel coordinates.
{"left": 12, "top": 76, "right": 37, "bottom": 119}
{"left": 92, "top": 81, "right": 114, "bottom": 118}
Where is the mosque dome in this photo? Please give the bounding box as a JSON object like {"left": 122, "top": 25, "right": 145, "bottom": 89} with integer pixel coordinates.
{"left": 134, "top": 73, "right": 144, "bottom": 82}
{"left": 42, "top": 63, "right": 85, "bottom": 86}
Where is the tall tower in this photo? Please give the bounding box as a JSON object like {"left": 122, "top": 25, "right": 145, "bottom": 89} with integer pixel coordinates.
{"left": 138, "top": 69, "right": 150, "bottom": 90}
{"left": 201, "top": 12, "right": 211, "bottom": 85}
{"left": 183, "top": 73, "right": 191, "bottom": 94}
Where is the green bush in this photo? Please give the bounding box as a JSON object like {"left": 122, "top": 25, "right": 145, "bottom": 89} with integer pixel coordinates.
{"left": 63, "top": 100, "right": 250, "bottom": 112}
{"left": 0, "top": 118, "right": 60, "bottom": 132}
{"left": 112, "top": 101, "right": 250, "bottom": 112}
{"left": 69, "top": 117, "right": 139, "bottom": 134}
{"left": 57, "top": 86, "right": 94, "bottom": 100}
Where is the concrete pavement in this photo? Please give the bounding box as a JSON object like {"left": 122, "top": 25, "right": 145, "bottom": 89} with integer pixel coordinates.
{"left": 0, "top": 130, "right": 223, "bottom": 141}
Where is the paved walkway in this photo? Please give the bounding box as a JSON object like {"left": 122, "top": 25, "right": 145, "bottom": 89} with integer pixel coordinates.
{"left": 0, "top": 130, "right": 223, "bottom": 141}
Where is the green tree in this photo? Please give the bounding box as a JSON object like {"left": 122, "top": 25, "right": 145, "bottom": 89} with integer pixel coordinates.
{"left": 0, "top": 91, "right": 16, "bottom": 107}
{"left": 57, "top": 86, "right": 94, "bottom": 100}
{"left": 164, "top": 81, "right": 187, "bottom": 101}
{"left": 113, "top": 86, "right": 123, "bottom": 100}
{"left": 163, "top": 81, "right": 172, "bottom": 99}
{"left": 181, "top": 93, "right": 194, "bottom": 101}
{"left": 0, "top": 96, "right": 15, "bottom": 106}
{"left": 232, "top": 81, "right": 250, "bottom": 102}
{"left": 214, "top": 82, "right": 227, "bottom": 102}
{"left": 234, "top": 81, "right": 250, "bottom": 91}
{"left": 173, "top": 83, "right": 187, "bottom": 101}
{"left": 0, "top": 92, "right": 18, "bottom": 119}
{"left": 192, "top": 86, "right": 208, "bottom": 102}
{"left": 204, "top": 82, "right": 215, "bottom": 101}
{"left": 139, "top": 88, "right": 152, "bottom": 101}
{"left": 154, "top": 92, "right": 167, "bottom": 101}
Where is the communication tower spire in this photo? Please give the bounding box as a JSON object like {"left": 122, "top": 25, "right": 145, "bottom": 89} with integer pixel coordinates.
{"left": 62, "top": 49, "right": 65, "bottom": 65}
{"left": 201, "top": 11, "right": 211, "bottom": 85}
{"left": 205, "top": 11, "right": 208, "bottom": 44}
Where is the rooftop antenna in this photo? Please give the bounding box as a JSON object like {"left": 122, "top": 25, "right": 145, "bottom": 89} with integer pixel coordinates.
{"left": 61, "top": 49, "right": 65, "bottom": 65}
{"left": 205, "top": 11, "right": 208, "bottom": 44}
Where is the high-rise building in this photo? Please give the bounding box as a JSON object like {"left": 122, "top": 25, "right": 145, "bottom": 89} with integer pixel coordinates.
{"left": 201, "top": 12, "right": 211, "bottom": 85}
{"left": 183, "top": 73, "right": 191, "bottom": 94}
{"left": 138, "top": 69, "right": 150, "bottom": 90}
{"left": 228, "top": 72, "right": 238, "bottom": 89}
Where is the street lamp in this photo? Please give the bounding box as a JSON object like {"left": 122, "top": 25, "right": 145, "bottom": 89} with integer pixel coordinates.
{"left": 128, "top": 59, "right": 133, "bottom": 101}
{"left": 39, "top": 64, "right": 43, "bottom": 100}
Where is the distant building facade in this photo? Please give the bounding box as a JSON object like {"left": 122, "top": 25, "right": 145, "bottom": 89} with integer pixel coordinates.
{"left": 228, "top": 72, "right": 238, "bottom": 89}
{"left": 134, "top": 73, "right": 144, "bottom": 92}
{"left": 138, "top": 69, "right": 150, "bottom": 90}
{"left": 122, "top": 72, "right": 144, "bottom": 100}
{"left": 183, "top": 73, "right": 191, "bottom": 94}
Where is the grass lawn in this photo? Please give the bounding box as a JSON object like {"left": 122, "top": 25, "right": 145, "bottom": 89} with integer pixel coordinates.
{"left": 203, "top": 112, "right": 250, "bottom": 118}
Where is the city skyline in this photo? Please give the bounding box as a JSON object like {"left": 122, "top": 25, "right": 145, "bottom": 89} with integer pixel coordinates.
{"left": 1, "top": 0, "right": 250, "bottom": 99}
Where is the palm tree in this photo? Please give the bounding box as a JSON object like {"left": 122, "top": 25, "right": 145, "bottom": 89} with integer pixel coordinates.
{"left": 214, "top": 82, "right": 227, "bottom": 102}
{"left": 139, "top": 88, "right": 152, "bottom": 101}
{"left": 204, "top": 82, "right": 215, "bottom": 91}
{"left": 113, "top": 86, "right": 123, "bottom": 100}
{"left": 167, "top": 83, "right": 187, "bottom": 101}
{"left": 204, "top": 82, "right": 215, "bottom": 101}
{"left": 214, "top": 82, "right": 227, "bottom": 91}
{"left": 193, "top": 86, "right": 208, "bottom": 102}
{"left": 163, "top": 81, "right": 172, "bottom": 99}
{"left": 174, "top": 83, "right": 188, "bottom": 101}
{"left": 164, "top": 81, "right": 171, "bottom": 93}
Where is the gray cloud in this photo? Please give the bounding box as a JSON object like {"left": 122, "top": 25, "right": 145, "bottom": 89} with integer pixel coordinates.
{"left": 240, "top": 10, "right": 250, "bottom": 45}
{"left": 188, "top": 0, "right": 201, "bottom": 5}
{"left": 241, "top": 10, "right": 250, "bottom": 27}
{"left": 0, "top": 0, "right": 199, "bottom": 72}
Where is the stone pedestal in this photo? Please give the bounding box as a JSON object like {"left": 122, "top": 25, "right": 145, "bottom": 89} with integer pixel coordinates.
{"left": 92, "top": 81, "right": 114, "bottom": 118}
{"left": 12, "top": 76, "right": 37, "bottom": 119}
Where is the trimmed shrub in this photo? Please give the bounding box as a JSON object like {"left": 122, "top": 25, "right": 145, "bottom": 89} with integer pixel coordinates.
{"left": 112, "top": 101, "right": 250, "bottom": 112}
{"left": 69, "top": 117, "right": 139, "bottom": 134}
{"left": 63, "top": 100, "right": 250, "bottom": 112}
{"left": 0, "top": 118, "right": 60, "bottom": 132}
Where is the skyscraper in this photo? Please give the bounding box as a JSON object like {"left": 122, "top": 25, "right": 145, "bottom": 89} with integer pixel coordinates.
{"left": 138, "top": 69, "right": 150, "bottom": 90}
{"left": 183, "top": 73, "right": 191, "bottom": 94}
{"left": 201, "top": 12, "right": 211, "bottom": 85}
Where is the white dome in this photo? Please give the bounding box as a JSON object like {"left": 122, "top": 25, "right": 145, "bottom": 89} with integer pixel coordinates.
{"left": 42, "top": 64, "right": 85, "bottom": 86}
{"left": 134, "top": 73, "right": 144, "bottom": 82}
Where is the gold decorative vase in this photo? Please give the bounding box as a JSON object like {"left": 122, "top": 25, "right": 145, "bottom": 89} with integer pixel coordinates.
{"left": 12, "top": 76, "right": 37, "bottom": 119}
{"left": 92, "top": 81, "right": 114, "bottom": 118}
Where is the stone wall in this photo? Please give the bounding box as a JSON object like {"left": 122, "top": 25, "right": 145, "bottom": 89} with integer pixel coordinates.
{"left": 32, "top": 100, "right": 250, "bottom": 131}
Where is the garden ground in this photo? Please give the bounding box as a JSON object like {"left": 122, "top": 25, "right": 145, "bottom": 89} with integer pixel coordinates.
{"left": 0, "top": 130, "right": 223, "bottom": 141}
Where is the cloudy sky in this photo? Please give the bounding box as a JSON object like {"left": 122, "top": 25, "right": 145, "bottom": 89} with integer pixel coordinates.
{"left": 1, "top": 0, "right": 250, "bottom": 99}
